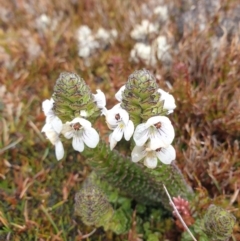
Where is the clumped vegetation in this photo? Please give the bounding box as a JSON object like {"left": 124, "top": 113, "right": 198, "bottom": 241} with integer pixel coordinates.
{"left": 0, "top": 0, "right": 239, "bottom": 240}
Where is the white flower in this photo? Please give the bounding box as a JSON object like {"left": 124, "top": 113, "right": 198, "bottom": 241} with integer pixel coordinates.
{"left": 157, "top": 89, "right": 176, "bottom": 114}
{"left": 95, "top": 28, "right": 110, "bottom": 41}
{"left": 42, "top": 98, "right": 63, "bottom": 133}
{"left": 76, "top": 25, "right": 99, "bottom": 58}
{"left": 95, "top": 28, "right": 118, "bottom": 48}
{"left": 133, "top": 116, "right": 175, "bottom": 150}
{"left": 115, "top": 85, "right": 125, "bottom": 102}
{"left": 93, "top": 89, "right": 106, "bottom": 109}
{"left": 110, "top": 29, "right": 118, "bottom": 39}
{"left": 38, "top": 14, "right": 51, "bottom": 25}
{"left": 42, "top": 123, "right": 59, "bottom": 145}
{"left": 61, "top": 117, "right": 99, "bottom": 152}
{"left": 154, "top": 6, "right": 168, "bottom": 22}
{"left": 93, "top": 89, "right": 107, "bottom": 115}
{"left": 131, "top": 144, "right": 176, "bottom": 168}
{"left": 42, "top": 98, "right": 64, "bottom": 160}
{"left": 78, "top": 46, "right": 91, "bottom": 58}
{"left": 35, "top": 14, "right": 51, "bottom": 30}
{"left": 109, "top": 133, "right": 118, "bottom": 150}
{"left": 35, "top": 14, "right": 58, "bottom": 31}
{"left": 77, "top": 25, "right": 92, "bottom": 38}
{"left": 156, "top": 36, "right": 170, "bottom": 61}
{"left": 41, "top": 123, "right": 64, "bottom": 161}
{"left": 105, "top": 103, "right": 134, "bottom": 150}
{"left": 130, "top": 43, "right": 157, "bottom": 66}
{"left": 130, "top": 19, "right": 158, "bottom": 41}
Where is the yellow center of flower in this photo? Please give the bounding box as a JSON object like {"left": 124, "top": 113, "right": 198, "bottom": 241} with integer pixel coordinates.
{"left": 118, "top": 122, "right": 125, "bottom": 129}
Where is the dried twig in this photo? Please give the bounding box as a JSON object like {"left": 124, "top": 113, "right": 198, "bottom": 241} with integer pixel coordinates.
{"left": 78, "top": 228, "right": 97, "bottom": 239}
{"left": 163, "top": 185, "right": 197, "bottom": 241}
{"left": 0, "top": 137, "right": 23, "bottom": 155}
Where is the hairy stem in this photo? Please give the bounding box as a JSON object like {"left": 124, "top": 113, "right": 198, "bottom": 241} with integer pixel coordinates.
{"left": 83, "top": 141, "right": 193, "bottom": 210}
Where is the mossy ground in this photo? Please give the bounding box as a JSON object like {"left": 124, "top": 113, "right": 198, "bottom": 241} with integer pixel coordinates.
{"left": 0, "top": 0, "right": 239, "bottom": 240}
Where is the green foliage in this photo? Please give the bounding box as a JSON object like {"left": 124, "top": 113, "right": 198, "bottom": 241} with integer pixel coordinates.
{"left": 84, "top": 141, "right": 164, "bottom": 206}
{"left": 83, "top": 141, "right": 193, "bottom": 210}
{"left": 107, "top": 207, "right": 131, "bottom": 235}
{"left": 142, "top": 162, "right": 194, "bottom": 210}
{"left": 181, "top": 219, "right": 209, "bottom": 241}
{"left": 146, "top": 233, "right": 160, "bottom": 241}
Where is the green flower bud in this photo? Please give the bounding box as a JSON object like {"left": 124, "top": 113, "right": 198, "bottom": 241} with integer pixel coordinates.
{"left": 203, "top": 205, "right": 236, "bottom": 241}
{"left": 121, "top": 69, "right": 167, "bottom": 126}
{"left": 74, "top": 177, "right": 114, "bottom": 228}
{"left": 52, "top": 72, "right": 101, "bottom": 123}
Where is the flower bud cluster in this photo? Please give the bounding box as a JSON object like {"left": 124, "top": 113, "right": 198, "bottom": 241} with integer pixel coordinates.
{"left": 41, "top": 72, "right": 106, "bottom": 160}
{"left": 203, "top": 205, "right": 236, "bottom": 241}
{"left": 104, "top": 69, "right": 176, "bottom": 169}
{"left": 74, "top": 176, "right": 114, "bottom": 227}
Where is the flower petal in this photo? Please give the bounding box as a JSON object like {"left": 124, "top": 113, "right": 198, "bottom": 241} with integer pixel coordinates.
{"left": 105, "top": 103, "right": 122, "bottom": 129}
{"left": 101, "top": 107, "right": 108, "bottom": 116}
{"left": 146, "top": 115, "right": 163, "bottom": 127}
{"left": 133, "top": 123, "right": 149, "bottom": 146}
{"left": 115, "top": 85, "right": 125, "bottom": 101}
{"left": 111, "top": 102, "right": 122, "bottom": 110}
{"left": 82, "top": 127, "right": 99, "bottom": 148}
{"left": 155, "top": 145, "right": 176, "bottom": 164}
{"left": 109, "top": 133, "right": 118, "bottom": 150}
{"left": 124, "top": 120, "right": 134, "bottom": 141}
{"left": 55, "top": 140, "right": 64, "bottom": 161}
{"left": 158, "top": 119, "right": 175, "bottom": 144}
{"left": 61, "top": 123, "right": 74, "bottom": 139}
{"left": 80, "top": 110, "right": 88, "bottom": 117}
{"left": 149, "top": 130, "right": 166, "bottom": 149}
{"left": 120, "top": 109, "right": 129, "bottom": 125}
{"left": 42, "top": 123, "right": 59, "bottom": 145}
{"left": 72, "top": 136, "right": 84, "bottom": 152}
{"left": 75, "top": 117, "right": 92, "bottom": 129}
{"left": 51, "top": 116, "right": 63, "bottom": 134}
{"left": 93, "top": 89, "right": 106, "bottom": 108}
{"left": 144, "top": 155, "right": 158, "bottom": 169}
{"left": 131, "top": 145, "right": 146, "bottom": 162}
{"left": 106, "top": 114, "right": 118, "bottom": 129}
{"left": 158, "top": 89, "right": 176, "bottom": 113}
{"left": 42, "top": 98, "right": 54, "bottom": 116}
{"left": 112, "top": 126, "right": 124, "bottom": 142}
{"left": 41, "top": 122, "right": 50, "bottom": 133}
{"left": 148, "top": 116, "right": 175, "bottom": 149}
